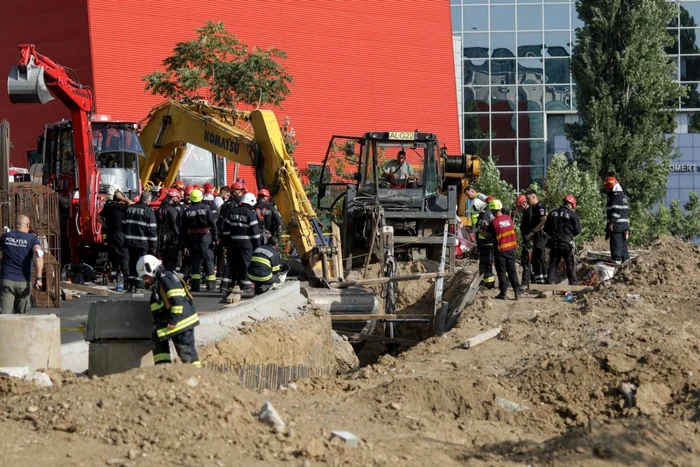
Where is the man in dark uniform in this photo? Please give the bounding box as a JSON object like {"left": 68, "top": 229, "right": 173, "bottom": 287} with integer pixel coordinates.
{"left": 222, "top": 192, "right": 261, "bottom": 296}
{"left": 218, "top": 182, "right": 243, "bottom": 291}
{"left": 470, "top": 197, "right": 495, "bottom": 288}
{"left": 247, "top": 237, "right": 282, "bottom": 295}
{"left": 98, "top": 185, "right": 133, "bottom": 280}
{"left": 158, "top": 189, "right": 182, "bottom": 271}
{"left": 182, "top": 188, "right": 217, "bottom": 292}
{"left": 604, "top": 176, "right": 630, "bottom": 264}
{"left": 122, "top": 190, "right": 158, "bottom": 292}
{"left": 523, "top": 189, "right": 548, "bottom": 285}
{"left": 136, "top": 254, "right": 200, "bottom": 367}
{"left": 514, "top": 194, "right": 533, "bottom": 290}
{"left": 545, "top": 195, "right": 582, "bottom": 285}
{"left": 255, "top": 188, "right": 283, "bottom": 245}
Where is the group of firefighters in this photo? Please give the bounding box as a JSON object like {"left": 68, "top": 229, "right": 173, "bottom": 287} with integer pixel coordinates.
{"left": 98, "top": 179, "right": 284, "bottom": 296}
{"left": 466, "top": 175, "right": 630, "bottom": 300}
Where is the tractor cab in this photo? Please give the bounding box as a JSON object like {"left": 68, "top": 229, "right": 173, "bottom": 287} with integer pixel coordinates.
{"left": 317, "top": 132, "right": 457, "bottom": 269}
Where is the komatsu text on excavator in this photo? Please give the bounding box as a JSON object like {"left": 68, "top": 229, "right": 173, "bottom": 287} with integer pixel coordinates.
{"left": 7, "top": 44, "right": 145, "bottom": 264}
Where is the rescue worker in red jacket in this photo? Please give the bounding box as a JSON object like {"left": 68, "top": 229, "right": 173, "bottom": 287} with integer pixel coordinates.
{"left": 137, "top": 254, "right": 200, "bottom": 367}
{"left": 481, "top": 199, "right": 521, "bottom": 300}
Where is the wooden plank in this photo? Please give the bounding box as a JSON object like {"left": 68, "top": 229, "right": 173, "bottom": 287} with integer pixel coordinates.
{"left": 529, "top": 284, "right": 594, "bottom": 293}
{"left": 330, "top": 314, "right": 433, "bottom": 322}
{"left": 462, "top": 327, "right": 501, "bottom": 349}
{"left": 60, "top": 281, "right": 114, "bottom": 296}
{"left": 335, "top": 331, "right": 419, "bottom": 346}
{"left": 331, "top": 272, "right": 443, "bottom": 288}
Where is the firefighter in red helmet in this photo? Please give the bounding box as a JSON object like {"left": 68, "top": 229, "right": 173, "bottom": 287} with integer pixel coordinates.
{"left": 255, "top": 188, "right": 283, "bottom": 245}
{"left": 544, "top": 195, "right": 581, "bottom": 285}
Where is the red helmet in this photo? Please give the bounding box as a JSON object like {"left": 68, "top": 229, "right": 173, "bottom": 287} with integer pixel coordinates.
{"left": 193, "top": 184, "right": 203, "bottom": 190}
{"left": 166, "top": 188, "right": 181, "bottom": 201}
{"left": 231, "top": 181, "right": 244, "bottom": 191}
{"left": 203, "top": 182, "right": 215, "bottom": 194}
{"left": 171, "top": 180, "right": 184, "bottom": 189}
{"left": 485, "top": 196, "right": 496, "bottom": 203}
{"left": 603, "top": 176, "right": 618, "bottom": 189}
{"left": 515, "top": 194, "right": 527, "bottom": 210}
{"left": 563, "top": 194, "right": 577, "bottom": 209}
{"left": 258, "top": 188, "right": 270, "bottom": 198}
{"left": 184, "top": 185, "right": 194, "bottom": 196}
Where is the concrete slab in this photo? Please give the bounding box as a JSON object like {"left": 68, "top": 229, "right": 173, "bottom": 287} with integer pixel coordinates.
{"left": 86, "top": 300, "right": 152, "bottom": 341}
{"left": 0, "top": 314, "right": 61, "bottom": 370}
{"left": 89, "top": 340, "right": 153, "bottom": 376}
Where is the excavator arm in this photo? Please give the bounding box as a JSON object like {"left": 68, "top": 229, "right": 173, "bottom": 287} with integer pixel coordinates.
{"left": 8, "top": 44, "right": 102, "bottom": 251}
{"left": 139, "top": 100, "right": 341, "bottom": 282}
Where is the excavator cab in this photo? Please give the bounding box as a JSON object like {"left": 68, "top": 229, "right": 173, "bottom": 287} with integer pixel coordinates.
{"left": 318, "top": 132, "right": 457, "bottom": 269}
{"left": 7, "top": 55, "right": 54, "bottom": 104}
{"left": 91, "top": 121, "right": 144, "bottom": 199}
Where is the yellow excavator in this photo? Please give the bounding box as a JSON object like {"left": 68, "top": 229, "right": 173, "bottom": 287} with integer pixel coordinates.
{"left": 139, "top": 99, "right": 344, "bottom": 283}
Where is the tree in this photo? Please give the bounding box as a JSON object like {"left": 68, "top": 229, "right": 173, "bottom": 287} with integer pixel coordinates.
{"left": 542, "top": 154, "right": 605, "bottom": 242}
{"left": 143, "top": 21, "right": 292, "bottom": 108}
{"left": 566, "top": 0, "right": 685, "bottom": 218}
{"left": 473, "top": 156, "right": 517, "bottom": 211}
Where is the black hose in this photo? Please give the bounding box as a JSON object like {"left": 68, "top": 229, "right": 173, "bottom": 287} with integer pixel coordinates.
{"left": 444, "top": 155, "right": 467, "bottom": 173}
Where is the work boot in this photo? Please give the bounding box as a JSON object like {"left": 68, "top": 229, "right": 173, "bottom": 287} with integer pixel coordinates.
{"left": 519, "top": 283, "right": 529, "bottom": 292}
{"left": 514, "top": 290, "right": 522, "bottom": 301}
{"left": 495, "top": 291, "right": 508, "bottom": 300}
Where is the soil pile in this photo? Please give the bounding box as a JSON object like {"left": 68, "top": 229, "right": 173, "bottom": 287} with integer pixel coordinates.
{"left": 198, "top": 309, "right": 358, "bottom": 373}
{"left": 1, "top": 242, "right": 699, "bottom": 465}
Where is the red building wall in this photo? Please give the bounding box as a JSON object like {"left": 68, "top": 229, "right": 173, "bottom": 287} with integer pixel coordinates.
{"left": 0, "top": 0, "right": 94, "bottom": 168}
{"left": 85, "top": 0, "right": 459, "bottom": 186}
{"left": 1, "top": 1, "right": 459, "bottom": 186}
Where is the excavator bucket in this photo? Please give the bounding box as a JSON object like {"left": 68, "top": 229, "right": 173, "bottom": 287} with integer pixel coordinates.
{"left": 7, "top": 58, "right": 53, "bottom": 104}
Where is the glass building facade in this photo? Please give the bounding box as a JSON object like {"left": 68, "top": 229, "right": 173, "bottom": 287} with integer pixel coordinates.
{"left": 451, "top": 0, "right": 700, "bottom": 190}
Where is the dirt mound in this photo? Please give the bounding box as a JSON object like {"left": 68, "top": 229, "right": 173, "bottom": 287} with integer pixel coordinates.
{"left": 590, "top": 236, "right": 700, "bottom": 308}
{"left": 199, "top": 309, "right": 358, "bottom": 373}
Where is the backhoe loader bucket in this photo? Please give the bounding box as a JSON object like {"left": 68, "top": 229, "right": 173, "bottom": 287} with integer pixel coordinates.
{"left": 7, "top": 59, "right": 53, "bottom": 104}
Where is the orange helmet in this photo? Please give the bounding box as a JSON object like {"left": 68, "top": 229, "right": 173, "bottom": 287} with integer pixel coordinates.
{"left": 603, "top": 176, "right": 618, "bottom": 189}
{"left": 166, "top": 188, "right": 181, "bottom": 202}
{"left": 171, "top": 180, "right": 184, "bottom": 189}
{"left": 203, "top": 182, "right": 215, "bottom": 194}
{"left": 258, "top": 188, "right": 270, "bottom": 198}
{"left": 515, "top": 194, "right": 527, "bottom": 209}
{"left": 184, "top": 185, "right": 194, "bottom": 196}
{"left": 563, "top": 195, "right": 577, "bottom": 209}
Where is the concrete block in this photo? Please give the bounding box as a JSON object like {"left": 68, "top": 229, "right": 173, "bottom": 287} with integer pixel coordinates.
{"left": 86, "top": 300, "right": 153, "bottom": 342}
{"left": 0, "top": 314, "right": 61, "bottom": 370}
{"left": 88, "top": 340, "right": 153, "bottom": 376}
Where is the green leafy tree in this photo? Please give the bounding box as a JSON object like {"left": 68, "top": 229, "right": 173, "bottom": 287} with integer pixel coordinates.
{"left": 541, "top": 154, "right": 605, "bottom": 242}
{"left": 473, "top": 156, "right": 517, "bottom": 210}
{"left": 566, "top": 0, "right": 685, "bottom": 224}
{"left": 143, "top": 21, "right": 292, "bottom": 108}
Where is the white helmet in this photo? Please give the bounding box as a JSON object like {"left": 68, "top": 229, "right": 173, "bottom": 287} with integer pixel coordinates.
{"left": 241, "top": 192, "right": 257, "bottom": 207}
{"left": 472, "top": 198, "right": 486, "bottom": 213}
{"left": 136, "top": 254, "right": 162, "bottom": 278}
{"left": 106, "top": 184, "right": 121, "bottom": 200}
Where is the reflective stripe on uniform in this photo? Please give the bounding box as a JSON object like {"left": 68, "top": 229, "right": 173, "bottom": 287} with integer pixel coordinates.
{"left": 230, "top": 234, "right": 261, "bottom": 240}
{"left": 483, "top": 275, "right": 495, "bottom": 283}
{"left": 191, "top": 274, "right": 201, "bottom": 280}
{"left": 248, "top": 272, "right": 273, "bottom": 282}
{"left": 606, "top": 205, "right": 627, "bottom": 210}
{"left": 615, "top": 218, "right": 629, "bottom": 223}
{"left": 191, "top": 361, "right": 202, "bottom": 368}
{"left": 123, "top": 219, "right": 158, "bottom": 228}
{"left": 252, "top": 256, "right": 271, "bottom": 267}
{"left": 496, "top": 231, "right": 512, "bottom": 239}
{"left": 171, "top": 305, "right": 184, "bottom": 314}
{"left": 500, "top": 241, "right": 517, "bottom": 249}
{"left": 272, "top": 265, "right": 280, "bottom": 272}
{"left": 151, "top": 302, "right": 164, "bottom": 312}
{"left": 154, "top": 353, "right": 171, "bottom": 363}
{"left": 156, "top": 314, "right": 199, "bottom": 339}
{"left": 254, "top": 248, "right": 274, "bottom": 258}
{"left": 125, "top": 235, "right": 158, "bottom": 241}
{"left": 205, "top": 275, "right": 217, "bottom": 281}
{"left": 165, "top": 288, "right": 187, "bottom": 298}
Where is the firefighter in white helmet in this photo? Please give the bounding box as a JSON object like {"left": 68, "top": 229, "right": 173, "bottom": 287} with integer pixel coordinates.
{"left": 137, "top": 254, "right": 201, "bottom": 367}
